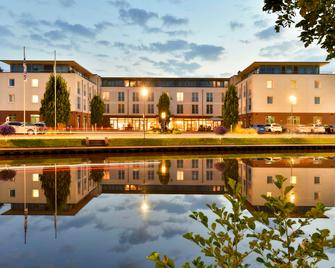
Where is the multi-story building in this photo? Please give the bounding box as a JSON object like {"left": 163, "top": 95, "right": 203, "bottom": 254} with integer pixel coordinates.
{"left": 101, "top": 77, "right": 228, "bottom": 131}
{"left": 0, "top": 60, "right": 99, "bottom": 128}
{"left": 234, "top": 62, "right": 335, "bottom": 127}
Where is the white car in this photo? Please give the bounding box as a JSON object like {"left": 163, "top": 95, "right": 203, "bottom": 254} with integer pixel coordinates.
{"left": 310, "top": 124, "right": 326, "bottom": 134}
{"left": 3, "top": 121, "right": 38, "bottom": 135}
{"left": 296, "top": 124, "right": 312, "bottom": 133}
{"left": 265, "top": 123, "right": 283, "bottom": 133}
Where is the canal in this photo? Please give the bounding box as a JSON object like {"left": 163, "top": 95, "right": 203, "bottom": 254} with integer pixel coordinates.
{"left": 0, "top": 153, "right": 335, "bottom": 267}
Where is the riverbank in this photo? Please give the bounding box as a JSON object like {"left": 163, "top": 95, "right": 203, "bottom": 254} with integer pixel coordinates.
{"left": 1, "top": 137, "right": 335, "bottom": 155}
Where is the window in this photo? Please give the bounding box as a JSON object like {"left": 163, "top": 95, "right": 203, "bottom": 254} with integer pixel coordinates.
{"left": 314, "top": 192, "right": 320, "bottom": 200}
{"left": 32, "top": 95, "right": 39, "bottom": 103}
{"left": 313, "top": 116, "right": 322, "bottom": 124}
{"left": 265, "top": 116, "right": 275, "bottom": 124}
{"left": 224, "top": 81, "right": 229, "bottom": 87}
{"left": 77, "top": 82, "right": 81, "bottom": 94}
{"left": 192, "top": 92, "right": 199, "bottom": 102}
{"left": 267, "top": 176, "right": 273, "bottom": 184}
{"left": 148, "top": 104, "right": 154, "bottom": 114}
{"left": 177, "top": 160, "right": 183, "bottom": 168}
{"left": 104, "top": 104, "right": 110, "bottom": 113}
{"left": 31, "top": 79, "right": 39, "bottom": 88}
{"left": 133, "top": 104, "right": 139, "bottom": 113}
{"left": 133, "top": 92, "right": 139, "bottom": 102}
{"left": 192, "top": 171, "right": 199, "bottom": 180}
{"left": 206, "top": 159, "right": 213, "bottom": 168}
{"left": 206, "top": 92, "right": 213, "bottom": 102}
{"left": 222, "top": 93, "right": 225, "bottom": 102}
{"left": 290, "top": 80, "right": 297, "bottom": 89}
{"left": 267, "top": 96, "right": 273, "bottom": 104}
{"left": 148, "top": 92, "right": 154, "bottom": 102}
{"left": 290, "top": 176, "right": 297, "bottom": 185}
{"left": 8, "top": 94, "right": 15, "bottom": 103}
{"left": 314, "top": 96, "right": 320, "bottom": 104}
{"left": 9, "top": 79, "right": 15, "bottom": 87}
{"left": 31, "top": 114, "right": 40, "bottom": 123}
{"left": 266, "top": 80, "right": 273, "bottom": 89}
{"left": 118, "top": 170, "right": 125, "bottom": 180}
{"left": 118, "top": 103, "right": 125, "bottom": 113}
{"left": 32, "top": 173, "right": 39, "bottom": 182}
{"left": 9, "top": 189, "right": 16, "bottom": 197}
{"left": 192, "top": 104, "right": 199, "bottom": 114}
{"left": 148, "top": 170, "right": 155, "bottom": 180}
{"left": 206, "top": 171, "right": 213, "bottom": 180}
{"left": 32, "top": 189, "right": 39, "bottom": 198}
{"left": 267, "top": 192, "right": 272, "bottom": 197}
{"left": 102, "top": 92, "right": 110, "bottom": 101}
{"left": 177, "top": 170, "right": 184, "bottom": 181}
{"left": 314, "top": 80, "right": 320, "bottom": 89}
{"left": 287, "top": 116, "right": 300, "bottom": 125}
{"left": 77, "top": 97, "right": 81, "bottom": 109}
{"left": 133, "top": 170, "right": 140, "bottom": 180}
{"left": 206, "top": 104, "right": 213, "bottom": 114}
{"left": 192, "top": 159, "right": 198, "bottom": 168}
{"left": 177, "top": 92, "right": 184, "bottom": 102}
{"left": 118, "top": 92, "right": 125, "bottom": 101}
{"left": 177, "top": 104, "right": 183, "bottom": 114}
{"left": 314, "top": 176, "right": 320, "bottom": 184}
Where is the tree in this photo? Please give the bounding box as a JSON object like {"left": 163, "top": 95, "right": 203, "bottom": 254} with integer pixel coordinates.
{"left": 90, "top": 95, "right": 104, "bottom": 128}
{"left": 222, "top": 85, "right": 239, "bottom": 129}
{"left": 0, "top": 125, "right": 15, "bottom": 141}
{"left": 263, "top": 0, "right": 335, "bottom": 60}
{"left": 157, "top": 93, "right": 171, "bottom": 131}
{"left": 40, "top": 75, "right": 71, "bottom": 127}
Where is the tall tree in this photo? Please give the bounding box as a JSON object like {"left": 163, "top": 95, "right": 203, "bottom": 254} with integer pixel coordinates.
{"left": 157, "top": 92, "right": 171, "bottom": 130}
{"left": 40, "top": 75, "right": 71, "bottom": 127}
{"left": 222, "top": 85, "right": 239, "bottom": 129}
{"left": 90, "top": 95, "right": 104, "bottom": 127}
{"left": 263, "top": 0, "right": 335, "bottom": 60}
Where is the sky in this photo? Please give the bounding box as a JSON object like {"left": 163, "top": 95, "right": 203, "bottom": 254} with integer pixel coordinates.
{"left": 0, "top": 0, "right": 334, "bottom": 77}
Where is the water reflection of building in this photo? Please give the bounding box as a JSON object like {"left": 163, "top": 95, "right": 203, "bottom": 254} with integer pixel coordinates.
{"left": 239, "top": 157, "right": 335, "bottom": 210}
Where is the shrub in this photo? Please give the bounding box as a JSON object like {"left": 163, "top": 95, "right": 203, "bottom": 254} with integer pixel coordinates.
{"left": 0, "top": 125, "right": 15, "bottom": 136}
{"left": 0, "top": 169, "right": 16, "bottom": 181}
{"left": 233, "top": 125, "right": 257, "bottom": 134}
{"left": 214, "top": 126, "right": 228, "bottom": 135}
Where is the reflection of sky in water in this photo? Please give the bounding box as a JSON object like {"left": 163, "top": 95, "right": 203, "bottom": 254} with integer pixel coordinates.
{"left": 0, "top": 194, "right": 227, "bottom": 268}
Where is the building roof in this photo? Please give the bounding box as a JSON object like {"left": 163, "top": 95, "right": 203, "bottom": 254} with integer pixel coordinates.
{"left": 0, "top": 60, "right": 94, "bottom": 77}
{"left": 101, "top": 76, "right": 229, "bottom": 80}
{"left": 238, "top": 61, "right": 329, "bottom": 77}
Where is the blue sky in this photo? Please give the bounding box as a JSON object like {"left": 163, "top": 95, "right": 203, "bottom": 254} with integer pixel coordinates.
{"left": 0, "top": 0, "right": 334, "bottom": 77}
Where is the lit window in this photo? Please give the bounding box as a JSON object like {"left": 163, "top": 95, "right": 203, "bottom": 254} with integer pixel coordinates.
{"left": 266, "top": 80, "right": 273, "bottom": 89}
{"left": 177, "top": 170, "right": 184, "bottom": 181}
{"left": 31, "top": 79, "right": 39, "bottom": 88}
{"left": 290, "top": 80, "right": 297, "bottom": 89}
{"left": 8, "top": 94, "right": 15, "bottom": 103}
{"left": 32, "top": 189, "right": 39, "bottom": 198}
{"left": 102, "top": 92, "right": 110, "bottom": 101}
{"left": 177, "top": 92, "right": 184, "bottom": 102}
{"left": 32, "top": 95, "right": 39, "bottom": 103}
{"left": 32, "top": 173, "right": 39, "bottom": 182}
{"left": 266, "top": 192, "right": 272, "bottom": 197}
{"left": 290, "top": 176, "right": 297, "bottom": 185}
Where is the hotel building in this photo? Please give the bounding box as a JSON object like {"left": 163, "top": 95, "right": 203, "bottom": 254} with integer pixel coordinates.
{"left": 0, "top": 59, "right": 334, "bottom": 130}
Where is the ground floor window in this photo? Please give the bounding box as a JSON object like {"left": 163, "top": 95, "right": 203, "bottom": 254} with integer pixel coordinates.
{"left": 287, "top": 116, "right": 300, "bottom": 125}
{"left": 77, "top": 115, "right": 81, "bottom": 128}
{"left": 6, "top": 114, "right": 16, "bottom": 122}
{"left": 109, "top": 118, "right": 158, "bottom": 130}
{"left": 313, "top": 116, "right": 322, "bottom": 124}
{"left": 265, "top": 115, "right": 275, "bottom": 124}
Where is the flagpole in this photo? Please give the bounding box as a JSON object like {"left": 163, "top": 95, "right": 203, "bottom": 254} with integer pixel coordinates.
{"left": 54, "top": 51, "right": 57, "bottom": 133}
{"left": 23, "top": 47, "right": 26, "bottom": 132}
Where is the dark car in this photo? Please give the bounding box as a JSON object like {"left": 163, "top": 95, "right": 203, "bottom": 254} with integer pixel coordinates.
{"left": 34, "top": 122, "right": 48, "bottom": 134}
{"left": 325, "top": 125, "right": 335, "bottom": 134}
{"left": 251, "top": 124, "right": 267, "bottom": 134}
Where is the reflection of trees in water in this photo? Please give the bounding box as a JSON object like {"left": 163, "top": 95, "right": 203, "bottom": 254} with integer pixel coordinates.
{"left": 215, "top": 159, "right": 239, "bottom": 193}
{"left": 40, "top": 167, "right": 71, "bottom": 211}
{"left": 157, "top": 160, "right": 171, "bottom": 185}
{"left": 0, "top": 169, "right": 16, "bottom": 181}
{"left": 89, "top": 168, "right": 104, "bottom": 183}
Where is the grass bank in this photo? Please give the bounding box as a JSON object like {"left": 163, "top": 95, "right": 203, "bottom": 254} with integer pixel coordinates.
{"left": 1, "top": 137, "right": 335, "bottom": 148}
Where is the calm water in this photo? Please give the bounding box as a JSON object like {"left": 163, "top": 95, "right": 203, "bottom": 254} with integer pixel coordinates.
{"left": 1, "top": 153, "right": 335, "bottom": 267}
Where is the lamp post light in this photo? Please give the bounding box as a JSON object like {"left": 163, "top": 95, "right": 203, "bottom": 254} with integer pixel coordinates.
{"left": 161, "top": 111, "right": 166, "bottom": 133}
{"left": 141, "top": 87, "right": 149, "bottom": 139}
{"left": 289, "top": 95, "right": 297, "bottom": 134}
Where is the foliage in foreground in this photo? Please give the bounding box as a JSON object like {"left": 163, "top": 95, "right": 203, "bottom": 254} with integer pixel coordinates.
{"left": 90, "top": 95, "right": 105, "bottom": 127}
{"left": 148, "top": 176, "right": 335, "bottom": 267}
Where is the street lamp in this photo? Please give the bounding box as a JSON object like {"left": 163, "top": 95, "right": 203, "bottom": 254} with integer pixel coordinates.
{"left": 141, "top": 87, "right": 149, "bottom": 139}
{"left": 161, "top": 111, "right": 166, "bottom": 133}
{"left": 289, "top": 95, "right": 297, "bottom": 133}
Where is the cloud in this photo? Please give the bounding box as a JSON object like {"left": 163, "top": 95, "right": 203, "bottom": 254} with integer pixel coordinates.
{"left": 0, "top": 25, "right": 14, "bottom": 37}
{"left": 54, "top": 19, "right": 96, "bottom": 38}
{"left": 185, "top": 43, "right": 224, "bottom": 60}
{"left": 161, "top": 15, "right": 188, "bottom": 27}
{"left": 119, "top": 8, "right": 159, "bottom": 27}
{"left": 161, "top": 226, "right": 187, "bottom": 239}
{"left": 259, "top": 41, "right": 295, "bottom": 57}
{"left": 255, "top": 26, "right": 279, "bottom": 40}
{"left": 108, "top": 0, "right": 130, "bottom": 9}
{"left": 119, "top": 226, "right": 158, "bottom": 245}
{"left": 230, "top": 21, "right": 244, "bottom": 30}
{"left": 240, "top": 40, "right": 250, "bottom": 44}
{"left": 58, "top": 0, "right": 76, "bottom": 8}
{"left": 44, "top": 30, "right": 67, "bottom": 40}
{"left": 254, "top": 19, "right": 268, "bottom": 28}
{"left": 96, "top": 40, "right": 111, "bottom": 46}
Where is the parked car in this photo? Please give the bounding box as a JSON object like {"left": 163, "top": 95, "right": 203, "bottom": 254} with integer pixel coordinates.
{"left": 295, "top": 124, "right": 312, "bottom": 134}
{"left": 265, "top": 123, "right": 283, "bottom": 133}
{"left": 325, "top": 124, "right": 335, "bottom": 134}
{"left": 310, "top": 124, "right": 326, "bottom": 134}
{"left": 251, "top": 124, "right": 267, "bottom": 134}
{"left": 3, "top": 121, "right": 38, "bottom": 135}
{"left": 34, "top": 122, "right": 48, "bottom": 134}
